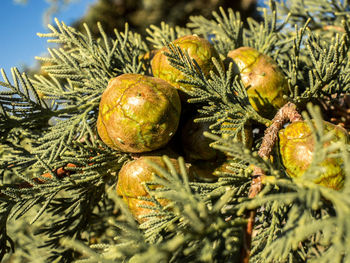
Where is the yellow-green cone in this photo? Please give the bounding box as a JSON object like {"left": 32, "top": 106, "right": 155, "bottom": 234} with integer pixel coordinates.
{"left": 181, "top": 117, "right": 220, "bottom": 161}
{"left": 226, "top": 47, "right": 289, "bottom": 118}
{"left": 116, "top": 155, "right": 180, "bottom": 223}
{"left": 97, "top": 73, "right": 181, "bottom": 153}
{"left": 279, "top": 120, "right": 349, "bottom": 190}
{"left": 151, "top": 35, "right": 223, "bottom": 99}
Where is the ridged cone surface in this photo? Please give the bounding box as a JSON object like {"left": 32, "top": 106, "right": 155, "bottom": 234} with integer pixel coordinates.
{"left": 97, "top": 73, "right": 181, "bottom": 153}
{"left": 279, "top": 121, "right": 349, "bottom": 190}
{"left": 227, "top": 47, "right": 289, "bottom": 118}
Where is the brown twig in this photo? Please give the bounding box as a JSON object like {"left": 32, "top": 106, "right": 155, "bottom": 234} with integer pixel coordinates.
{"left": 258, "top": 102, "right": 302, "bottom": 159}
{"left": 241, "top": 102, "right": 302, "bottom": 263}
{"left": 322, "top": 25, "right": 346, "bottom": 33}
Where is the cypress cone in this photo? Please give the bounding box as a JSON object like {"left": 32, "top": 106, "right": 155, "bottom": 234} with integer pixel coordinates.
{"left": 279, "top": 120, "right": 349, "bottom": 190}
{"left": 97, "top": 73, "right": 181, "bottom": 153}
{"left": 151, "top": 35, "right": 223, "bottom": 99}
{"left": 226, "top": 47, "right": 289, "bottom": 118}
{"left": 116, "top": 155, "right": 185, "bottom": 223}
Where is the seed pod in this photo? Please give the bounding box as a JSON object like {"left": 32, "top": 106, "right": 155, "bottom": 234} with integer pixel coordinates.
{"left": 226, "top": 47, "right": 289, "bottom": 118}
{"left": 151, "top": 35, "right": 222, "bottom": 98}
{"left": 279, "top": 120, "right": 349, "bottom": 190}
{"left": 97, "top": 74, "right": 181, "bottom": 153}
{"left": 116, "top": 155, "right": 186, "bottom": 223}
{"left": 220, "top": 117, "right": 253, "bottom": 150}
{"left": 181, "top": 117, "right": 220, "bottom": 161}
{"left": 189, "top": 160, "right": 222, "bottom": 181}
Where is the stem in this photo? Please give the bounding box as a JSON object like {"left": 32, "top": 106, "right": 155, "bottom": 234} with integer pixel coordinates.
{"left": 258, "top": 102, "right": 302, "bottom": 158}
{"left": 241, "top": 102, "right": 302, "bottom": 263}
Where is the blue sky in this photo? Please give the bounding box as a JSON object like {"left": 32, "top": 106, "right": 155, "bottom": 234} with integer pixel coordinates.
{"left": 0, "top": 0, "right": 96, "bottom": 74}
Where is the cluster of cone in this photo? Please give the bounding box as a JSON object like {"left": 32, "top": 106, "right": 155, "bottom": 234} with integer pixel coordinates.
{"left": 95, "top": 35, "right": 348, "bottom": 223}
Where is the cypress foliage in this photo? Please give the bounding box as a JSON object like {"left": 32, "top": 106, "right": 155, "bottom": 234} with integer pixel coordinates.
{"left": 1, "top": 0, "right": 350, "bottom": 262}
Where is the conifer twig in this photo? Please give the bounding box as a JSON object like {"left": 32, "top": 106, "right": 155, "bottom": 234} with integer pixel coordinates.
{"left": 258, "top": 102, "right": 303, "bottom": 158}
{"left": 242, "top": 102, "right": 302, "bottom": 263}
